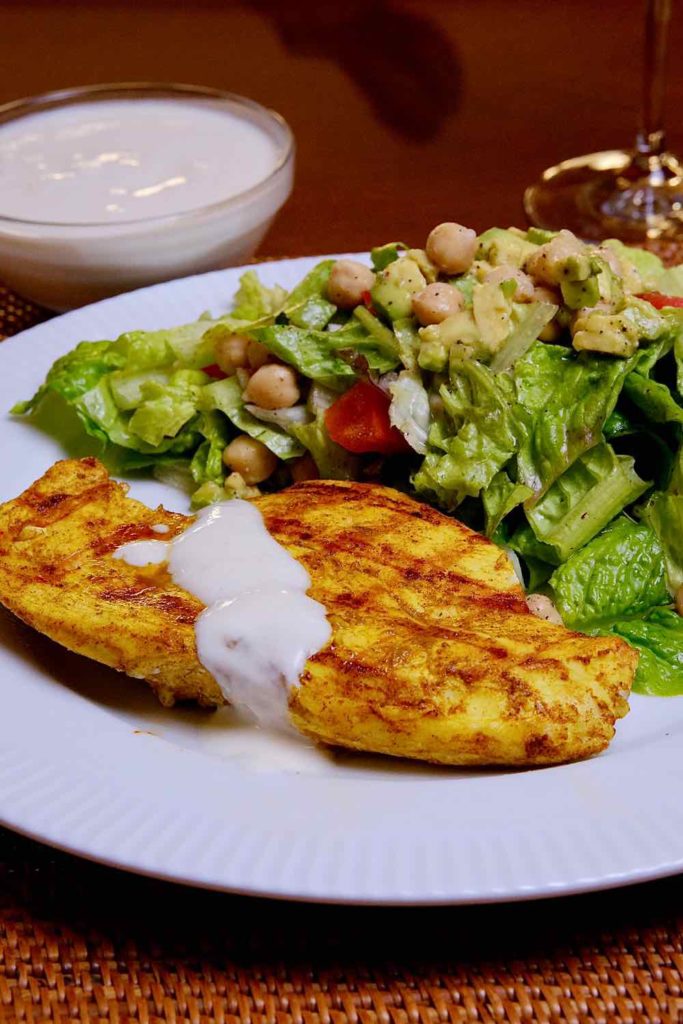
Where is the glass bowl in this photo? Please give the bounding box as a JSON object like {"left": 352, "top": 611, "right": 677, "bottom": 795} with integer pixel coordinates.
{"left": 0, "top": 83, "right": 295, "bottom": 311}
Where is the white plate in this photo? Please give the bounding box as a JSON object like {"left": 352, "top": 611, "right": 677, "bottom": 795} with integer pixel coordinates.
{"left": 1, "top": 257, "right": 683, "bottom": 905}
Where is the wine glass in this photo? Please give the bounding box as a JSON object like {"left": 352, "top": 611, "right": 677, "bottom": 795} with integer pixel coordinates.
{"left": 524, "top": 0, "right": 683, "bottom": 244}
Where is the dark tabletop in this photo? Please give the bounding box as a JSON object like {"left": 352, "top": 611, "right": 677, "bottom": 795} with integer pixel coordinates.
{"left": 2, "top": 3, "right": 683, "bottom": 1021}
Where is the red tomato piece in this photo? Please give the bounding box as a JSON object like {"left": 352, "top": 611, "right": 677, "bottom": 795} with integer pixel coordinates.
{"left": 325, "top": 380, "right": 412, "bottom": 455}
{"left": 638, "top": 292, "right": 683, "bottom": 310}
{"left": 360, "top": 289, "right": 379, "bottom": 316}
{"left": 204, "top": 363, "right": 227, "bottom": 379}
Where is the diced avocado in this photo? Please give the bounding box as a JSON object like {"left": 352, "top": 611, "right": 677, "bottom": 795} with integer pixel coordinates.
{"left": 572, "top": 309, "right": 640, "bottom": 357}
{"left": 476, "top": 227, "right": 538, "bottom": 269}
{"left": 371, "top": 257, "right": 426, "bottom": 321}
{"left": 405, "top": 248, "right": 439, "bottom": 283}
{"left": 526, "top": 227, "right": 557, "bottom": 245}
{"left": 561, "top": 274, "right": 601, "bottom": 310}
{"left": 525, "top": 230, "right": 594, "bottom": 285}
{"left": 472, "top": 281, "right": 513, "bottom": 352}
{"left": 623, "top": 296, "right": 667, "bottom": 339}
{"left": 418, "top": 310, "right": 481, "bottom": 371}
{"left": 370, "top": 242, "right": 406, "bottom": 272}
{"left": 417, "top": 335, "right": 450, "bottom": 372}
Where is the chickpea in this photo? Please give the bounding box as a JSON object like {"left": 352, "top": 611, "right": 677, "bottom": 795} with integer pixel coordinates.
{"left": 222, "top": 435, "right": 277, "bottom": 484}
{"left": 247, "top": 339, "right": 272, "bottom": 370}
{"left": 485, "top": 265, "right": 535, "bottom": 302}
{"left": 425, "top": 222, "right": 477, "bottom": 275}
{"left": 676, "top": 586, "right": 683, "bottom": 617}
{"left": 244, "top": 363, "right": 300, "bottom": 410}
{"left": 327, "top": 259, "right": 376, "bottom": 309}
{"left": 412, "top": 282, "right": 463, "bottom": 326}
{"left": 291, "top": 454, "right": 319, "bottom": 483}
{"left": 526, "top": 593, "right": 564, "bottom": 625}
{"left": 213, "top": 333, "right": 250, "bottom": 375}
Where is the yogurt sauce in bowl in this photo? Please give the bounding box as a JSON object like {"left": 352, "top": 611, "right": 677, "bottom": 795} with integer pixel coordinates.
{"left": 0, "top": 84, "right": 294, "bottom": 309}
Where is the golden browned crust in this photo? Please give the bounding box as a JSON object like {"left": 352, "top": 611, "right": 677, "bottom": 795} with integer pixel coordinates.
{"left": 0, "top": 457, "right": 221, "bottom": 707}
{"left": 0, "top": 459, "right": 637, "bottom": 765}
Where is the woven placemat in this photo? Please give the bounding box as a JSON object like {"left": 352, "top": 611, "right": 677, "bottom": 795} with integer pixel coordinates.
{"left": 2, "top": 281, "right": 683, "bottom": 1024}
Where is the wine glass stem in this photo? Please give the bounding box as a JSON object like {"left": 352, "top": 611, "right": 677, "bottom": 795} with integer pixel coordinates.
{"left": 637, "top": 0, "right": 672, "bottom": 161}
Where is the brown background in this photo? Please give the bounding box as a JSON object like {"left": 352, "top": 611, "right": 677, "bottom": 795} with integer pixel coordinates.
{"left": 2, "top": 0, "right": 683, "bottom": 257}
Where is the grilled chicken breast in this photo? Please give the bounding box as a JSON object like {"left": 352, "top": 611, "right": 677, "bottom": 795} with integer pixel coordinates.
{"left": 0, "top": 458, "right": 637, "bottom": 766}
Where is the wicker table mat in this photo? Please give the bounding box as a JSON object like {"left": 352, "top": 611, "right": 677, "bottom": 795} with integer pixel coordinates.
{"left": 3, "top": 284, "right": 683, "bottom": 1024}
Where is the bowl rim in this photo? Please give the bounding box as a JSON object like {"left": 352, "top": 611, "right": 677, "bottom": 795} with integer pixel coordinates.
{"left": 0, "top": 81, "right": 295, "bottom": 230}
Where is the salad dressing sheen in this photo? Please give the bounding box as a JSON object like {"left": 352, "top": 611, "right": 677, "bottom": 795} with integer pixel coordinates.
{"left": 114, "top": 501, "right": 331, "bottom": 729}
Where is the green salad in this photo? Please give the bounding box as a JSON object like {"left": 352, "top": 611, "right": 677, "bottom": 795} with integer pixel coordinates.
{"left": 14, "top": 222, "right": 683, "bottom": 694}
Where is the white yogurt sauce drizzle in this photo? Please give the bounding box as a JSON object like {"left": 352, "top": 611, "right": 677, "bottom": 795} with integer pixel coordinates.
{"left": 114, "top": 501, "right": 331, "bottom": 731}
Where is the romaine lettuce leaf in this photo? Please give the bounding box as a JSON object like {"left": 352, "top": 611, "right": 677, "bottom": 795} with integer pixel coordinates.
{"left": 190, "top": 411, "right": 231, "bottom": 486}
{"left": 550, "top": 516, "right": 669, "bottom": 627}
{"left": 608, "top": 608, "right": 683, "bottom": 695}
{"left": 282, "top": 261, "right": 336, "bottom": 329}
{"left": 482, "top": 471, "right": 533, "bottom": 537}
{"left": 622, "top": 372, "right": 683, "bottom": 425}
{"left": 513, "top": 343, "right": 632, "bottom": 498}
{"left": 506, "top": 522, "right": 561, "bottom": 566}
{"left": 199, "top": 377, "right": 303, "bottom": 460}
{"left": 231, "top": 270, "right": 286, "bottom": 321}
{"left": 413, "top": 360, "right": 525, "bottom": 507}
{"left": 11, "top": 340, "right": 127, "bottom": 414}
{"left": 290, "top": 413, "right": 358, "bottom": 479}
{"left": 249, "top": 325, "right": 358, "bottom": 387}
{"left": 525, "top": 442, "right": 650, "bottom": 561}
{"left": 642, "top": 491, "right": 683, "bottom": 592}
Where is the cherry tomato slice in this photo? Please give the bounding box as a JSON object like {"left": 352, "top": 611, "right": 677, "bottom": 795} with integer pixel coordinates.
{"left": 638, "top": 292, "right": 683, "bottom": 310}
{"left": 325, "top": 380, "right": 411, "bottom": 455}
{"left": 204, "top": 363, "right": 227, "bottom": 379}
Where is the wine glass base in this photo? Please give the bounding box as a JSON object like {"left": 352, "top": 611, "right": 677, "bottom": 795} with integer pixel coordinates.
{"left": 524, "top": 149, "right": 683, "bottom": 242}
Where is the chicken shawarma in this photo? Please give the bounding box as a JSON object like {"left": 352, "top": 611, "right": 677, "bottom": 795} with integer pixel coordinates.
{"left": 0, "top": 458, "right": 637, "bottom": 766}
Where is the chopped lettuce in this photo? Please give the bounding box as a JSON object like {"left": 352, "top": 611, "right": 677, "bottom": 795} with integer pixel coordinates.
{"left": 609, "top": 609, "right": 683, "bottom": 695}
{"left": 249, "top": 325, "right": 356, "bottom": 387}
{"left": 550, "top": 516, "right": 669, "bottom": 627}
{"left": 231, "top": 269, "right": 286, "bottom": 321}
{"left": 290, "top": 413, "right": 358, "bottom": 479}
{"left": 524, "top": 442, "right": 649, "bottom": 561}
{"left": 482, "top": 471, "right": 533, "bottom": 537}
{"left": 622, "top": 372, "right": 683, "bottom": 425}
{"left": 282, "top": 261, "right": 336, "bottom": 329}
{"left": 413, "top": 360, "right": 524, "bottom": 507}
{"left": 199, "top": 377, "right": 303, "bottom": 460}
{"left": 513, "top": 343, "right": 632, "bottom": 498}
{"left": 642, "top": 491, "right": 683, "bottom": 593}
{"left": 489, "top": 301, "right": 557, "bottom": 373}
